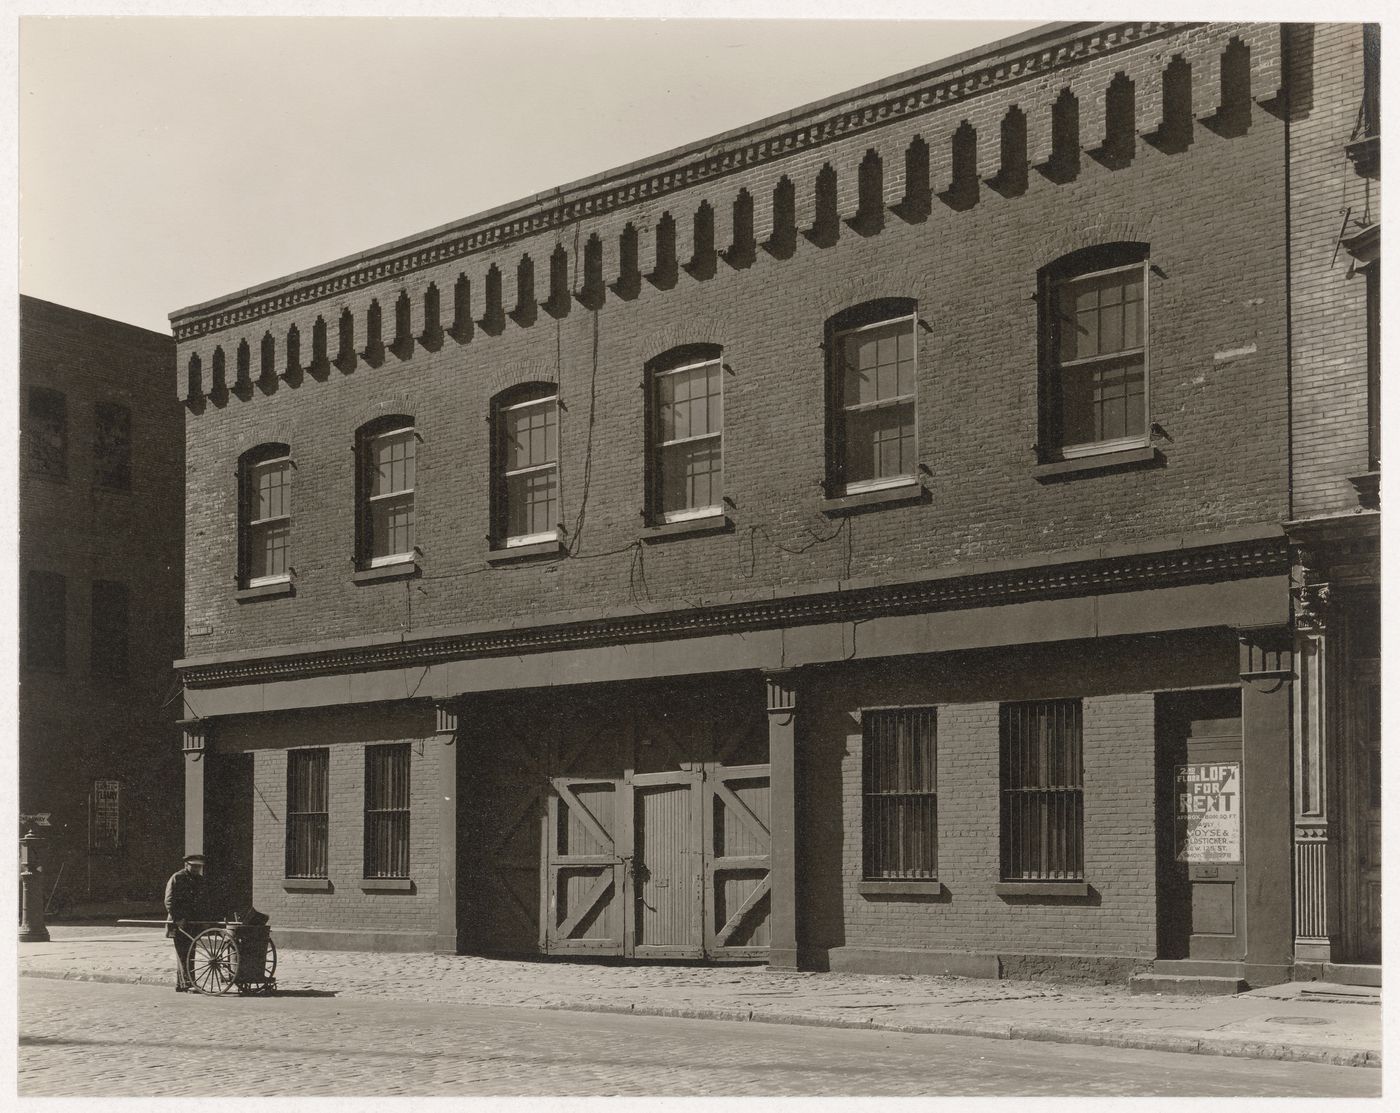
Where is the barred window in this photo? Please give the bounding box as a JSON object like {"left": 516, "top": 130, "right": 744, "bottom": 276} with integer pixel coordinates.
{"left": 1000, "top": 700, "right": 1084, "bottom": 881}
{"left": 649, "top": 345, "right": 723, "bottom": 522}
{"left": 93, "top": 401, "right": 132, "bottom": 490}
{"left": 492, "top": 385, "right": 559, "bottom": 546}
{"left": 90, "top": 580, "right": 129, "bottom": 678}
{"left": 862, "top": 706, "right": 937, "bottom": 879}
{"left": 239, "top": 445, "right": 292, "bottom": 586}
{"left": 827, "top": 299, "right": 918, "bottom": 495}
{"left": 24, "top": 570, "right": 67, "bottom": 672}
{"left": 364, "top": 744, "right": 411, "bottom": 878}
{"left": 286, "top": 748, "right": 329, "bottom": 879}
{"left": 27, "top": 386, "right": 68, "bottom": 479}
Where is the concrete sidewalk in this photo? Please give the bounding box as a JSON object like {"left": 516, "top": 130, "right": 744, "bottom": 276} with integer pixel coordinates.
{"left": 19, "top": 925, "right": 1381, "bottom": 1069}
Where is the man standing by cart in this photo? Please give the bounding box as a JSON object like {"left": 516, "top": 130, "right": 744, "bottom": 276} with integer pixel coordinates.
{"left": 164, "top": 853, "right": 207, "bottom": 991}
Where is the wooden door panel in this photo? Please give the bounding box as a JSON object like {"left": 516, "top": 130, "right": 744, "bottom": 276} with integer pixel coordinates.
{"left": 631, "top": 771, "right": 703, "bottom": 958}
{"left": 704, "top": 763, "right": 772, "bottom": 960}
{"left": 546, "top": 778, "right": 624, "bottom": 953}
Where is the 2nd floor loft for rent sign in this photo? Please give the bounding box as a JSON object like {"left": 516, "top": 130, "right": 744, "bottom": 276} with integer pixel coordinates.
{"left": 1175, "top": 762, "right": 1241, "bottom": 864}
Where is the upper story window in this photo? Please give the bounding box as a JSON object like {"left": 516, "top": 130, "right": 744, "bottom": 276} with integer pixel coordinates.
{"left": 93, "top": 401, "right": 132, "bottom": 490}
{"left": 1042, "top": 244, "right": 1149, "bottom": 459}
{"left": 826, "top": 299, "right": 918, "bottom": 495}
{"left": 239, "top": 444, "right": 293, "bottom": 586}
{"left": 648, "top": 345, "right": 723, "bottom": 523}
{"left": 27, "top": 386, "right": 68, "bottom": 479}
{"left": 356, "top": 419, "right": 416, "bottom": 566}
{"left": 493, "top": 386, "right": 559, "bottom": 546}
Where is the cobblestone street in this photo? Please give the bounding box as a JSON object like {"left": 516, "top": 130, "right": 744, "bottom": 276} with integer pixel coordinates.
{"left": 19, "top": 979, "right": 1381, "bottom": 1098}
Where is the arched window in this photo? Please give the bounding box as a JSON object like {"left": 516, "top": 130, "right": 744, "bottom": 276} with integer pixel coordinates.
{"left": 492, "top": 385, "right": 559, "bottom": 546}
{"left": 239, "top": 443, "right": 292, "bottom": 587}
{"left": 356, "top": 417, "right": 416, "bottom": 567}
{"left": 1040, "top": 243, "right": 1149, "bottom": 459}
{"left": 825, "top": 298, "right": 918, "bottom": 495}
{"left": 647, "top": 344, "right": 723, "bottom": 523}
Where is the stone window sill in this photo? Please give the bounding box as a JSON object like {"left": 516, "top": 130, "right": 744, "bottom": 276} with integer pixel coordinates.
{"left": 236, "top": 579, "right": 295, "bottom": 602}
{"left": 282, "top": 877, "right": 332, "bottom": 892}
{"left": 360, "top": 877, "right": 414, "bottom": 892}
{"left": 641, "top": 514, "right": 732, "bottom": 543}
{"left": 994, "top": 880, "right": 1090, "bottom": 898}
{"left": 1033, "top": 446, "right": 1160, "bottom": 481}
{"left": 485, "top": 538, "right": 566, "bottom": 564}
{"left": 351, "top": 559, "right": 419, "bottom": 584}
{"left": 821, "top": 482, "right": 924, "bottom": 515}
{"left": 857, "top": 879, "right": 944, "bottom": 897}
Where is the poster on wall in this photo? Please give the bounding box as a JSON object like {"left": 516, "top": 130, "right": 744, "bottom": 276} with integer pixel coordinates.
{"left": 1174, "top": 762, "right": 1241, "bottom": 863}
{"left": 90, "top": 779, "right": 123, "bottom": 851}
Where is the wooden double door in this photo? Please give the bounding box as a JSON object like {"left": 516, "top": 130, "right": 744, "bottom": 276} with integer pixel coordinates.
{"left": 465, "top": 680, "right": 772, "bottom": 961}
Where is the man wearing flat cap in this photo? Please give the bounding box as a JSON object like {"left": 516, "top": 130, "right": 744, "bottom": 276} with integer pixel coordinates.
{"left": 165, "top": 853, "right": 207, "bottom": 991}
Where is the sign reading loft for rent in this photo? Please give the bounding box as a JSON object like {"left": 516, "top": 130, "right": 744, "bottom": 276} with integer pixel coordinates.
{"left": 1175, "top": 763, "right": 1242, "bottom": 863}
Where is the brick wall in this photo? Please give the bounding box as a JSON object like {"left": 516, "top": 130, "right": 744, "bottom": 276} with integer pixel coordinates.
{"left": 1287, "top": 23, "right": 1376, "bottom": 519}
{"left": 19, "top": 296, "right": 184, "bottom": 903}
{"left": 218, "top": 704, "right": 442, "bottom": 940}
{"left": 177, "top": 23, "right": 1293, "bottom": 663}
{"left": 798, "top": 632, "right": 1233, "bottom": 964}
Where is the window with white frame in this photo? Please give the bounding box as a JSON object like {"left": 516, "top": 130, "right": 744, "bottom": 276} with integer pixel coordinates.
{"left": 1043, "top": 245, "right": 1149, "bottom": 458}
{"left": 359, "top": 421, "right": 416, "bottom": 565}
{"left": 827, "top": 299, "right": 918, "bottom": 495}
{"left": 650, "top": 346, "right": 723, "bottom": 522}
{"left": 240, "top": 445, "right": 292, "bottom": 585}
{"left": 494, "top": 386, "right": 559, "bottom": 545}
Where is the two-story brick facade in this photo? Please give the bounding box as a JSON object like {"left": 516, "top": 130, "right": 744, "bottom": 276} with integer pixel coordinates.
{"left": 171, "top": 22, "right": 1378, "bottom": 985}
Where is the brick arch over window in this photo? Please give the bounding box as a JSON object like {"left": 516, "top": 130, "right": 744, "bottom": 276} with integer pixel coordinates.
{"left": 824, "top": 297, "right": 919, "bottom": 496}
{"left": 645, "top": 342, "right": 725, "bottom": 525}
{"left": 490, "top": 382, "right": 560, "bottom": 548}
{"left": 814, "top": 271, "right": 928, "bottom": 322}
{"left": 638, "top": 319, "right": 726, "bottom": 359}
{"left": 482, "top": 359, "right": 556, "bottom": 400}
{"left": 1037, "top": 241, "right": 1151, "bottom": 462}
{"left": 347, "top": 396, "right": 417, "bottom": 433}
{"left": 354, "top": 414, "right": 418, "bottom": 568}
{"left": 234, "top": 421, "right": 296, "bottom": 459}
{"left": 1032, "top": 218, "right": 1152, "bottom": 267}
{"left": 237, "top": 442, "right": 294, "bottom": 588}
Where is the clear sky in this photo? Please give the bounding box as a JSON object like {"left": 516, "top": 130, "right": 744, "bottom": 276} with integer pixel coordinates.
{"left": 19, "top": 16, "right": 1047, "bottom": 334}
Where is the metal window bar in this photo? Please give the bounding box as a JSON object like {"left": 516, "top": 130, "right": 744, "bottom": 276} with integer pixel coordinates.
{"left": 286, "top": 749, "right": 329, "bottom": 878}
{"left": 365, "top": 744, "right": 411, "bottom": 878}
{"left": 1001, "top": 701, "right": 1083, "bottom": 880}
{"left": 862, "top": 707, "right": 937, "bottom": 879}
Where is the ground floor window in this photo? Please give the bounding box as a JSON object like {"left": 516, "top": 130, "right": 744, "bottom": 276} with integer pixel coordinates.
{"left": 1000, "top": 699, "right": 1084, "bottom": 880}
{"left": 286, "top": 748, "right": 329, "bottom": 878}
{"left": 364, "top": 743, "right": 411, "bottom": 878}
{"left": 862, "top": 706, "right": 937, "bottom": 879}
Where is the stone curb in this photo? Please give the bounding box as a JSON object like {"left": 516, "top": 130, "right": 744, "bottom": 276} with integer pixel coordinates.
{"left": 22, "top": 968, "right": 1380, "bottom": 1070}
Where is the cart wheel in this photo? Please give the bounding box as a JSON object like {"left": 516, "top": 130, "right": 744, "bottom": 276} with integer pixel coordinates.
{"left": 263, "top": 938, "right": 278, "bottom": 983}
{"left": 188, "top": 928, "right": 238, "bottom": 995}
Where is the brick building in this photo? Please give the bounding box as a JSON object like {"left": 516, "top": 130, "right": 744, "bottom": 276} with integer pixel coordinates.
{"left": 19, "top": 296, "right": 185, "bottom": 910}
{"left": 171, "top": 22, "right": 1379, "bottom": 986}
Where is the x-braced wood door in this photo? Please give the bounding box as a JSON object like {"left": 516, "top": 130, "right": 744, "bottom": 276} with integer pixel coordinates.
{"left": 546, "top": 777, "right": 626, "bottom": 954}
{"left": 629, "top": 770, "right": 704, "bottom": 958}
{"left": 703, "top": 763, "right": 772, "bottom": 959}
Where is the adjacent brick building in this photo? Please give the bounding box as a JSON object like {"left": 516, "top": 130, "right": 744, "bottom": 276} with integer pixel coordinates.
{"left": 19, "top": 296, "right": 185, "bottom": 910}
{"left": 171, "top": 22, "right": 1379, "bottom": 985}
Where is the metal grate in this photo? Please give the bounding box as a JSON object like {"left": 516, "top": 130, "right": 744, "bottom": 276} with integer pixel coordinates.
{"left": 862, "top": 707, "right": 937, "bottom": 879}
{"left": 1000, "top": 700, "right": 1084, "bottom": 880}
{"left": 286, "top": 748, "right": 329, "bottom": 878}
{"left": 364, "top": 744, "right": 411, "bottom": 878}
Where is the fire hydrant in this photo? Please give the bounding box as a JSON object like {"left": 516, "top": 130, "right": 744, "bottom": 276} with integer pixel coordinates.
{"left": 19, "top": 827, "right": 50, "bottom": 943}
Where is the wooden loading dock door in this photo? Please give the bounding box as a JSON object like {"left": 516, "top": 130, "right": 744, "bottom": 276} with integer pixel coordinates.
{"left": 539, "top": 695, "right": 772, "bottom": 961}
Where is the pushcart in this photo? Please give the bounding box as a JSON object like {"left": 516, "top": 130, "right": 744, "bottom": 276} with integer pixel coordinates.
{"left": 119, "top": 914, "right": 278, "bottom": 995}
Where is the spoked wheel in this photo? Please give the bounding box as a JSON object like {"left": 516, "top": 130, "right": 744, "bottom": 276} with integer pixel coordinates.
{"left": 187, "top": 928, "right": 238, "bottom": 995}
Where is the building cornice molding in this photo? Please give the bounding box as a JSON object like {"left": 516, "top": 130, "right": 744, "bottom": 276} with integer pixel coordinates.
{"left": 169, "top": 21, "right": 1188, "bottom": 344}
{"left": 177, "top": 531, "right": 1287, "bottom": 689}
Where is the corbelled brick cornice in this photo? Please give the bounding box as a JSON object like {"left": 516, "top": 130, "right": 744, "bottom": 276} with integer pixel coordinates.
{"left": 177, "top": 533, "right": 1287, "bottom": 689}
{"left": 170, "top": 21, "right": 1187, "bottom": 344}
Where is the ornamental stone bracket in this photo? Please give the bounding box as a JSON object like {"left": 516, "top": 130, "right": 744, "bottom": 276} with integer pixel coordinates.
{"left": 433, "top": 699, "right": 461, "bottom": 743}
{"left": 764, "top": 669, "right": 798, "bottom": 725}
{"left": 1237, "top": 625, "right": 1293, "bottom": 686}
{"left": 180, "top": 718, "right": 208, "bottom": 759}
